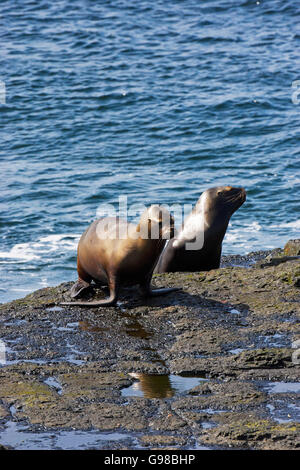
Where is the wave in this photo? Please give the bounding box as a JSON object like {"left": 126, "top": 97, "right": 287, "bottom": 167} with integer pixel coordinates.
{"left": 224, "top": 218, "right": 300, "bottom": 254}
{"left": 0, "top": 234, "right": 80, "bottom": 263}
{"left": 269, "top": 219, "right": 300, "bottom": 230}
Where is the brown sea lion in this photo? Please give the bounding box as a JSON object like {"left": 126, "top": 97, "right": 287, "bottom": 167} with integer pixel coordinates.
{"left": 155, "top": 186, "right": 246, "bottom": 273}
{"left": 61, "top": 205, "right": 178, "bottom": 307}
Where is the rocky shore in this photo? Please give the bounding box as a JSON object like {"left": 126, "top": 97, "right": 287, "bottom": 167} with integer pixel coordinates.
{"left": 0, "top": 241, "right": 299, "bottom": 450}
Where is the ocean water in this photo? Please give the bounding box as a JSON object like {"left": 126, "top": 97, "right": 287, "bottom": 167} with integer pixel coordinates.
{"left": 1, "top": 0, "right": 299, "bottom": 303}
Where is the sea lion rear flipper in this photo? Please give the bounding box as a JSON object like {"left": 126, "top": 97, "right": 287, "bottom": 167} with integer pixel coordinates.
{"left": 60, "top": 297, "right": 117, "bottom": 307}
{"left": 147, "top": 287, "right": 180, "bottom": 296}
{"left": 140, "top": 282, "right": 180, "bottom": 297}
{"left": 61, "top": 274, "right": 119, "bottom": 307}
{"left": 69, "top": 279, "right": 90, "bottom": 298}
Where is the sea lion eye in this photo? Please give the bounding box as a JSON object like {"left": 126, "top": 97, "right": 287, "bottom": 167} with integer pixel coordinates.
{"left": 217, "top": 190, "right": 223, "bottom": 196}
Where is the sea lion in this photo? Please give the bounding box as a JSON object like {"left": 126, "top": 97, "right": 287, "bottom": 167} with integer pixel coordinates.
{"left": 61, "top": 205, "right": 178, "bottom": 307}
{"left": 155, "top": 186, "right": 246, "bottom": 273}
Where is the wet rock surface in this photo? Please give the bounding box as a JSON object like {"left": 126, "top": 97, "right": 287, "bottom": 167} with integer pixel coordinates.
{"left": 0, "top": 251, "right": 299, "bottom": 450}
{"left": 284, "top": 239, "right": 300, "bottom": 257}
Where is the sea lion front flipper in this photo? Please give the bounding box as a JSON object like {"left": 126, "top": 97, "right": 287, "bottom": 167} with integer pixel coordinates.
{"left": 69, "top": 278, "right": 90, "bottom": 298}
{"left": 61, "top": 274, "right": 119, "bottom": 307}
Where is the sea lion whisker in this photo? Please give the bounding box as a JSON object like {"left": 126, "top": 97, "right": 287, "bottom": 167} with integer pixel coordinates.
{"left": 224, "top": 193, "right": 243, "bottom": 204}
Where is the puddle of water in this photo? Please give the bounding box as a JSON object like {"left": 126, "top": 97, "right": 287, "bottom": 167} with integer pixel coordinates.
{"left": 44, "top": 377, "right": 63, "bottom": 395}
{"left": 264, "top": 382, "right": 300, "bottom": 394}
{"left": 52, "top": 321, "right": 79, "bottom": 332}
{"left": 0, "top": 421, "right": 137, "bottom": 450}
{"left": 46, "top": 306, "right": 64, "bottom": 312}
{"left": 2, "top": 357, "right": 49, "bottom": 366}
{"left": 80, "top": 316, "right": 153, "bottom": 340}
{"left": 64, "top": 342, "right": 87, "bottom": 365}
{"left": 229, "top": 309, "right": 241, "bottom": 315}
{"left": 266, "top": 404, "right": 291, "bottom": 424}
{"left": 201, "top": 422, "right": 215, "bottom": 429}
{"left": 3, "top": 353, "right": 88, "bottom": 368}
{"left": 0, "top": 339, "right": 51, "bottom": 366}
{"left": 66, "top": 341, "right": 87, "bottom": 356}
{"left": 9, "top": 405, "right": 18, "bottom": 417}
{"left": 0, "top": 420, "right": 212, "bottom": 450}
{"left": 259, "top": 334, "right": 287, "bottom": 348}
{"left": 116, "top": 301, "right": 127, "bottom": 313}
{"left": 4, "top": 320, "right": 27, "bottom": 326}
{"left": 54, "top": 326, "right": 76, "bottom": 332}
{"left": 0, "top": 337, "right": 88, "bottom": 367}
{"left": 122, "top": 373, "right": 208, "bottom": 399}
{"left": 66, "top": 322, "right": 79, "bottom": 329}
{"left": 194, "top": 443, "right": 212, "bottom": 450}
{"left": 199, "top": 408, "right": 227, "bottom": 415}
{"left": 6, "top": 338, "right": 22, "bottom": 344}
{"left": 266, "top": 402, "right": 300, "bottom": 424}
{"left": 0, "top": 339, "right": 6, "bottom": 365}
{"left": 229, "top": 348, "right": 246, "bottom": 355}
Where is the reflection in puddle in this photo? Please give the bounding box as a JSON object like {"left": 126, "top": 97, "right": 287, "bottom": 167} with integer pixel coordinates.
{"left": 79, "top": 320, "right": 108, "bottom": 333}
{"left": 124, "top": 320, "right": 151, "bottom": 340}
{"left": 79, "top": 317, "right": 152, "bottom": 341}
{"left": 122, "top": 373, "right": 208, "bottom": 399}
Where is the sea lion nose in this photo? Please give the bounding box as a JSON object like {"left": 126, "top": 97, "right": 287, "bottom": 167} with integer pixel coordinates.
{"left": 241, "top": 187, "right": 246, "bottom": 200}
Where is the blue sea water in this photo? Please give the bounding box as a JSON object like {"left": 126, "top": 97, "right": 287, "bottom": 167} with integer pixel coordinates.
{"left": 0, "top": 0, "right": 299, "bottom": 303}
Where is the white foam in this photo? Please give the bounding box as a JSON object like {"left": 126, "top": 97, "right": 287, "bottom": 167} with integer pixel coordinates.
{"left": 0, "top": 243, "right": 40, "bottom": 261}
{"left": 223, "top": 221, "right": 262, "bottom": 251}
{"left": 0, "top": 234, "right": 80, "bottom": 263}
{"left": 224, "top": 232, "right": 239, "bottom": 242}
{"left": 223, "top": 217, "right": 297, "bottom": 253}
{"left": 270, "top": 219, "right": 300, "bottom": 229}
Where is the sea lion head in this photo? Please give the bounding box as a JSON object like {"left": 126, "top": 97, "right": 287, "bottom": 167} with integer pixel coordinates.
{"left": 191, "top": 186, "right": 246, "bottom": 239}
{"left": 214, "top": 185, "right": 246, "bottom": 215}
{"left": 196, "top": 186, "right": 246, "bottom": 219}
{"left": 140, "top": 205, "right": 175, "bottom": 240}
